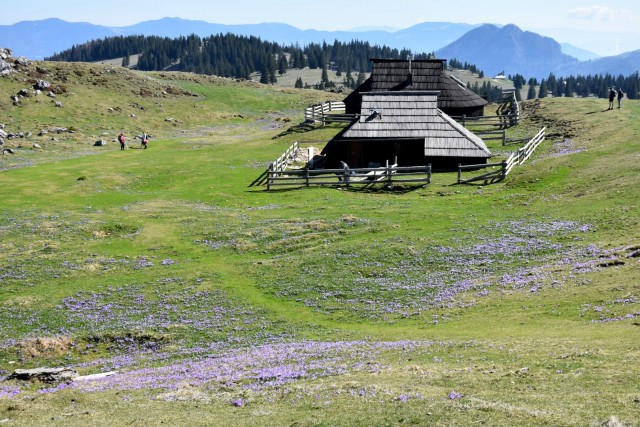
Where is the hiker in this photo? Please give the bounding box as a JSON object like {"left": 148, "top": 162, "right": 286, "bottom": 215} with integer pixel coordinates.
{"left": 608, "top": 88, "right": 616, "bottom": 110}
{"left": 118, "top": 132, "right": 126, "bottom": 150}
{"left": 141, "top": 132, "right": 149, "bottom": 149}
{"left": 617, "top": 88, "right": 624, "bottom": 108}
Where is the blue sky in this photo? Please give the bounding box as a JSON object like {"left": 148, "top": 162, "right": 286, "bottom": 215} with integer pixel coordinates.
{"left": 2, "top": 0, "right": 639, "bottom": 56}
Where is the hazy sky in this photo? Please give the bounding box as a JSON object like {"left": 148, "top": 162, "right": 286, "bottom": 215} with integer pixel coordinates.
{"left": 2, "top": 0, "right": 639, "bottom": 56}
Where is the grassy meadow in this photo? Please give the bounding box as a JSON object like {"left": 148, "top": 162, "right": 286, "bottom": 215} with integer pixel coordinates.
{"left": 0, "top": 61, "right": 639, "bottom": 426}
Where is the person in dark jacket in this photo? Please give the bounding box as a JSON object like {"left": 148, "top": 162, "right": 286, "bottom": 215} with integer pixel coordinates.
{"left": 608, "top": 88, "right": 616, "bottom": 110}
{"left": 617, "top": 88, "right": 624, "bottom": 108}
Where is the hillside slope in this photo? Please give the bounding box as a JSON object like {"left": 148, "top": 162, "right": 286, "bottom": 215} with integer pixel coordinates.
{"left": 0, "top": 60, "right": 639, "bottom": 426}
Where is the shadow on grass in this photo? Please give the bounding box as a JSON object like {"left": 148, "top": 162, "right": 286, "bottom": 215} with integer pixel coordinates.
{"left": 249, "top": 184, "right": 426, "bottom": 194}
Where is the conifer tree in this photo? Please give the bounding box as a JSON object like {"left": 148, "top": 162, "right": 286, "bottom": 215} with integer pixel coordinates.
{"left": 278, "top": 55, "right": 288, "bottom": 75}
{"left": 527, "top": 84, "right": 536, "bottom": 100}
{"left": 538, "top": 79, "right": 548, "bottom": 98}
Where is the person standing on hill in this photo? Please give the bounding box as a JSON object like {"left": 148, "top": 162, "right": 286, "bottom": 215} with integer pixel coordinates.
{"left": 118, "top": 132, "right": 126, "bottom": 150}
{"left": 617, "top": 88, "right": 624, "bottom": 108}
{"left": 608, "top": 87, "right": 616, "bottom": 110}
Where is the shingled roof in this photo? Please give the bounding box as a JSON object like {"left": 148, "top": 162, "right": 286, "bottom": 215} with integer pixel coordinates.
{"left": 344, "top": 59, "right": 487, "bottom": 113}
{"left": 341, "top": 91, "right": 491, "bottom": 158}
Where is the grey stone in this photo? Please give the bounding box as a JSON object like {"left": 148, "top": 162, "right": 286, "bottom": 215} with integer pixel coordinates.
{"left": 34, "top": 79, "right": 50, "bottom": 90}
{"left": 8, "top": 367, "right": 78, "bottom": 383}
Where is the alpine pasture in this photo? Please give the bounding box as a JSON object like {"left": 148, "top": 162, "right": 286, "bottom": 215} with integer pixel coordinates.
{"left": 0, "top": 62, "right": 639, "bottom": 426}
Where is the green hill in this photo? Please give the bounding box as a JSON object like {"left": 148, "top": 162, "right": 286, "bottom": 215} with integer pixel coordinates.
{"left": 1, "top": 61, "right": 639, "bottom": 426}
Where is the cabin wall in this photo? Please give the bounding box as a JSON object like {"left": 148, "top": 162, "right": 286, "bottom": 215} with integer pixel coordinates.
{"left": 322, "top": 139, "right": 486, "bottom": 171}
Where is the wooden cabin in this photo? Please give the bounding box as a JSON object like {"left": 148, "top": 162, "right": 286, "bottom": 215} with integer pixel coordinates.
{"left": 344, "top": 59, "right": 487, "bottom": 118}
{"left": 322, "top": 91, "right": 491, "bottom": 170}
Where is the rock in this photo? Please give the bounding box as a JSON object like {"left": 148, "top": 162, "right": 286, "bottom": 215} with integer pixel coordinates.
{"left": 8, "top": 367, "right": 78, "bottom": 383}
{"left": 47, "top": 91, "right": 56, "bottom": 98}
{"left": 34, "top": 79, "right": 50, "bottom": 90}
{"left": 74, "top": 371, "right": 117, "bottom": 381}
{"left": 14, "top": 57, "right": 29, "bottom": 66}
{"left": 54, "top": 101, "right": 62, "bottom": 107}
{"left": 129, "top": 113, "right": 137, "bottom": 118}
{"left": 0, "top": 48, "right": 12, "bottom": 59}
{"left": 33, "top": 143, "right": 41, "bottom": 149}
{"left": 601, "top": 416, "right": 624, "bottom": 427}
{"left": 1, "top": 59, "right": 13, "bottom": 76}
{"left": 94, "top": 140, "right": 107, "bottom": 146}
{"left": 38, "top": 129, "right": 48, "bottom": 136}
{"left": 3, "top": 148, "right": 15, "bottom": 154}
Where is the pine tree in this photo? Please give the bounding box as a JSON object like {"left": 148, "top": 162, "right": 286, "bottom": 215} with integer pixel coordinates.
{"left": 321, "top": 66, "right": 329, "bottom": 86}
{"left": 294, "top": 77, "right": 303, "bottom": 88}
{"left": 278, "top": 55, "right": 288, "bottom": 75}
{"left": 527, "top": 84, "right": 536, "bottom": 100}
{"left": 538, "top": 79, "right": 548, "bottom": 98}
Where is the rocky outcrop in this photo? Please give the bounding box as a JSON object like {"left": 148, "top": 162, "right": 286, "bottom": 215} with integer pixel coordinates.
{"left": 8, "top": 367, "right": 78, "bottom": 383}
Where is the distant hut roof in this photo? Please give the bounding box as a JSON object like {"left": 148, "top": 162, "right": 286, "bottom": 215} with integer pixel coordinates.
{"left": 344, "top": 59, "right": 487, "bottom": 112}
{"left": 340, "top": 91, "right": 491, "bottom": 158}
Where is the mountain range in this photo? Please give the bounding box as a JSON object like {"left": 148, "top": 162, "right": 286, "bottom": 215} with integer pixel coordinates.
{"left": 1, "top": 18, "right": 638, "bottom": 79}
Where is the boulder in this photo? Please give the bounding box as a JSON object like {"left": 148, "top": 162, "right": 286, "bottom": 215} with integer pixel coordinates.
{"left": 34, "top": 79, "right": 50, "bottom": 90}
{"left": 14, "top": 57, "right": 29, "bottom": 66}
{"left": 3, "top": 148, "right": 15, "bottom": 154}
{"left": 0, "top": 59, "right": 12, "bottom": 76}
{"left": 0, "top": 48, "right": 12, "bottom": 59}
{"left": 8, "top": 367, "right": 78, "bottom": 383}
{"left": 94, "top": 140, "right": 107, "bottom": 146}
{"left": 54, "top": 101, "right": 62, "bottom": 107}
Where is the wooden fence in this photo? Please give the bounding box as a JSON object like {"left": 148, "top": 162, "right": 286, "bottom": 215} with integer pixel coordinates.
{"left": 457, "top": 127, "right": 546, "bottom": 184}
{"left": 451, "top": 113, "right": 519, "bottom": 129}
{"left": 304, "top": 101, "right": 357, "bottom": 124}
{"left": 267, "top": 162, "right": 431, "bottom": 190}
{"left": 248, "top": 141, "right": 300, "bottom": 187}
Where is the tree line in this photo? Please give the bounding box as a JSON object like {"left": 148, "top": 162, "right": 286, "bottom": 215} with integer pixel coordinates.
{"left": 46, "top": 33, "right": 639, "bottom": 99}
{"left": 46, "top": 34, "right": 428, "bottom": 88}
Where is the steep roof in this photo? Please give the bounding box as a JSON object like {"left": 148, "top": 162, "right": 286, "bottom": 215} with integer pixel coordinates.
{"left": 340, "top": 91, "right": 491, "bottom": 158}
{"left": 350, "top": 59, "right": 487, "bottom": 110}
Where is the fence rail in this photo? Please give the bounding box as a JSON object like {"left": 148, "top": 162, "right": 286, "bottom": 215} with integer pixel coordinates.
{"left": 304, "top": 101, "right": 359, "bottom": 124}
{"left": 249, "top": 141, "right": 300, "bottom": 187}
{"left": 457, "top": 127, "right": 546, "bottom": 184}
{"left": 267, "top": 163, "right": 431, "bottom": 190}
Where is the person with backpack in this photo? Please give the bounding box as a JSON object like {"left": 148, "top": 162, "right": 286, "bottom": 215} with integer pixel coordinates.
{"left": 141, "top": 132, "right": 149, "bottom": 149}
{"left": 118, "top": 132, "right": 126, "bottom": 150}
{"left": 617, "top": 88, "right": 624, "bottom": 108}
{"left": 608, "top": 88, "right": 616, "bottom": 110}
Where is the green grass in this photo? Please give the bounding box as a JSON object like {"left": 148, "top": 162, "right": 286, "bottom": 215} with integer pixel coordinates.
{"left": 1, "top": 62, "right": 639, "bottom": 426}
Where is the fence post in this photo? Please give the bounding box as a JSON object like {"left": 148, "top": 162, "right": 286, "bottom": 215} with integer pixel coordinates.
{"left": 501, "top": 160, "right": 507, "bottom": 179}
{"left": 501, "top": 130, "right": 506, "bottom": 146}
{"left": 267, "top": 164, "right": 273, "bottom": 190}
{"left": 386, "top": 160, "right": 393, "bottom": 187}
{"left": 462, "top": 115, "right": 466, "bottom": 127}
{"left": 304, "top": 167, "right": 309, "bottom": 187}
{"left": 457, "top": 163, "right": 462, "bottom": 183}
{"left": 427, "top": 164, "right": 432, "bottom": 184}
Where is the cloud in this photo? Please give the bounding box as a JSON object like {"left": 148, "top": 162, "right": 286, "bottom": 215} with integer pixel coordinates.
{"left": 568, "top": 5, "right": 622, "bottom": 21}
